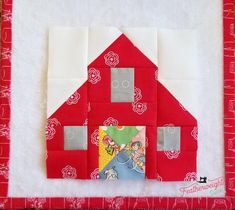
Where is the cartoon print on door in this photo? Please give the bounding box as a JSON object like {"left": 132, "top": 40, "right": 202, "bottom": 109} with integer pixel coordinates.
{"left": 99, "top": 126, "right": 146, "bottom": 180}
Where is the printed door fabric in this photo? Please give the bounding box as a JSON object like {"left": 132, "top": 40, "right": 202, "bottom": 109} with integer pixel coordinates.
{"left": 99, "top": 126, "right": 146, "bottom": 180}
{"left": 46, "top": 27, "right": 198, "bottom": 181}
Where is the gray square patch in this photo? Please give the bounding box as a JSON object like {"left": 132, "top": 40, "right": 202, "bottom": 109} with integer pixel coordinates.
{"left": 64, "top": 126, "right": 87, "bottom": 150}
{"left": 157, "top": 127, "right": 180, "bottom": 151}
{"left": 111, "top": 68, "right": 134, "bottom": 102}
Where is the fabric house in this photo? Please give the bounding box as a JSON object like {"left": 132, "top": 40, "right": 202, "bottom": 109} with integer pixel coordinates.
{"left": 46, "top": 28, "right": 198, "bottom": 181}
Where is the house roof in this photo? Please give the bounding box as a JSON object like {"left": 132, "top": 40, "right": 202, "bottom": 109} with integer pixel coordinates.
{"left": 89, "top": 34, "right": 157, "bottom": 68}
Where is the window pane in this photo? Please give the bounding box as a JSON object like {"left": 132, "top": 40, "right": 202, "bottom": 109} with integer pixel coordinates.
{"left": 157, "top": 127, "right": 180, "bottom": 151}
{"left": 111, "top": 68, "right": 134, "bottom": 102}
{"left": 64, "top": 126, "right": 87, "bottom": 150}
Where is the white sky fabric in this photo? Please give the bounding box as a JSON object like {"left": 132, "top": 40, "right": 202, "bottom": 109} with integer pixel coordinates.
{"left": 47, "top": 27, "right": 88, "bottom": 117}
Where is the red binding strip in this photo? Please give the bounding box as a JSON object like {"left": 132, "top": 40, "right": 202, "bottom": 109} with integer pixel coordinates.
{"left": 0, "top": 0, "right": 234, "bottom": 209}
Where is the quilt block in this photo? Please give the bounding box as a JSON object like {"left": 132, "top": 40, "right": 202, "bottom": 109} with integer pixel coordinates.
{"left": 46, "top": 27, "right": 197, "bottom": 181}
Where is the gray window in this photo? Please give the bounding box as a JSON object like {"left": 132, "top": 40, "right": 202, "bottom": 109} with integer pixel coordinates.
{"left": 64, "top": 126, "right": 87, "bottom": 150}
{"left": 111, "top": 68, "right": 134, "bottom": 102}
{"left": 157, "top": 127, "right": 180, "bottom": 151}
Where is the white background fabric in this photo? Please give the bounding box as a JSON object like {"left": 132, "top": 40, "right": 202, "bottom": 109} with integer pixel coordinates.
{"left": 9, "top": 0, "right": 224, "bottom": 197}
